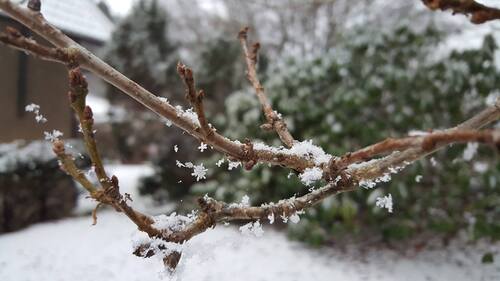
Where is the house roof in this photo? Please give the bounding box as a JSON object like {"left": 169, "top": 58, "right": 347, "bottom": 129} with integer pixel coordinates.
{"left": 2, "top": 0, "right": 114, "bottom": 43}
{"left": 41, "top": 0, "right": 114, "bottom": 43}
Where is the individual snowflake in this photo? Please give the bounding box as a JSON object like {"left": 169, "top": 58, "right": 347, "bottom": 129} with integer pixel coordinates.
{"left": 198, "top": 142, "right": 208, "bottom": 152}
{"left": 44, "top": 130, "right": 63, "bottom": 142}
{"left": 191, "top": 163, "right": 208, "bottom": 181}
{"left": 376, "top": 194, "right": 393, "bottom": 213}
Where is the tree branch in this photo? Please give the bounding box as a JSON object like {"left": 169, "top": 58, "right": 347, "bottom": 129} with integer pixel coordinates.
{"left": 0, "top": 0, "right": 499, "bottom": 272}
{"left": 238, "top": 27, "right": 296, "bottom": 148}
{"left": 421, "top": 0, "right": 500, "bottom": 24}
{"left": 177, "top": 63, "right": 214, "bottom": 139}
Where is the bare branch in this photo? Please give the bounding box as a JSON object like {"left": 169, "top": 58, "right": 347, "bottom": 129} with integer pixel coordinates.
{"left": 0, "top": 27, "right": 72, "bottom": 64}
{"left": 238, "top": 27, "right": 296, "bottom": 147}
{"left": 331, "top": 128, "right": 500, "bottom": 172}
{"left": 177, "top": 63, "right": 214, "bottom": 139}
{"left": 421, "top": 0, "right": 500, "bottom": 24}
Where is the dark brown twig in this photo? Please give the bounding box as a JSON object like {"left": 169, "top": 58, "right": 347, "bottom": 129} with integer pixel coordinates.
{"left": 177, "top": 63, "right": 214, "bottom": 138}
{"left": 421, "top": 0, "right": 500, "bottom": 24}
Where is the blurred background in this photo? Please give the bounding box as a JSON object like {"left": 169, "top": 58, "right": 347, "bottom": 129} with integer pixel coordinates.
{"left": 0, "top": 0, "right": 500, "bottom": 280}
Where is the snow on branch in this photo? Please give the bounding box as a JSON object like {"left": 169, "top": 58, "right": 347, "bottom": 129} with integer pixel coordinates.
{"left": 0, "top": 0, "right": 499, "bottom": 272}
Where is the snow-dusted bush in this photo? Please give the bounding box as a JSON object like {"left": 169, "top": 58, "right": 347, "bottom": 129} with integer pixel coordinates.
{"left": 0, "top": 140, "right": 86, "bottom": 232}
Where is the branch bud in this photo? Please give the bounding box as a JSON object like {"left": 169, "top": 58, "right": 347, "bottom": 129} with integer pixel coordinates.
{"left": 52, "top": 140, "right": 66, "bottom": 156}
{"left": 83, "top": 106, "right": 94, "bottom": 126}
{"left": 238, "top": 26, "right": 249, "bottom": 40}
{"left": 69, "top": 68, "right": 88, "bottom": 89}
{"left": 28, "top": 0, "right": 41, "bottom": 12}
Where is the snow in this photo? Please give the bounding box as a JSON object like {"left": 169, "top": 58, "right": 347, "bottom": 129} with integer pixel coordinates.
{"left": 415, "top": 175, "right": 423, "bottom": 183}
{"left": 86, "top": 95, "right": 111, "bottom": 124}
{"left": 198, "top": 143, "right": 208, "bottom": 152}
{"left": 40, "top": 0, "right": 114, "bottom": 42}
{"left": 1, "top": 210, "right": 498, "bottom": 281}
{"left": 0, "top": 140, "right": 79, "bottom": 173}
{"left": 375, "top": 194, "right": 394, "bottom": 213}
{"left": 239, "top": 220, "right": 264, "bottom": 237}
{"left": 253, "top": 140, "right": 333, "bottom": 166}
{"left": 25, "top": 103, "right": 47, "bottom": 123}
{"left": 1, "top": 164, "right": 499, "bottom": 281}
{"left": 191, "top": 163, "right": 208, "bottom": 181}
{"left": 299, "top": 167, "right": 323, "bottom": 186}
{"left": 175, "top": 106, "right": 200, "bottom": 127}
{"left": 43, "top": 130, "right": 64, "bottom": 142}
{"left": 463, "top": 142, "right": 479, "bottom": 161}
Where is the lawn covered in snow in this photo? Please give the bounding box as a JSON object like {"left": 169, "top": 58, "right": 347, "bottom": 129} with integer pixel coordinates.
{"left": 0, "top": 165, "right": 499, "bottom": 281}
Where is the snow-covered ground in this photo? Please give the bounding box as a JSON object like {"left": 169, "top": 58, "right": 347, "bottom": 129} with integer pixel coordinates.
{"left": 1, "top": 165, "right": 499, "bottom": 281}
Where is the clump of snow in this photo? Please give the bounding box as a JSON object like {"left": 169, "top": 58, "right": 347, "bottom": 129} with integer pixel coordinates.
{"left": 228, "top": 160, "right": 241, "bottom": 170}
{"left": 299, "top": 167, "right": 323, "bottom": 186}
{"left": 44, "top": 130, "right": 63, "bottom": 142}
{"left": 485, "top": 91, "right": 499, "bottom": 106}
{"left": 348, "top": 153, "right": 409, "bottom": 189}
{"left": 268, "top": 212, "right": 275, "bottom": 224}
{"left": 463, "top": 142, "right": 478, "bottom": 161}
{"left": 25, "top": 103, "right": 47, "bottom": 123}
{"left": 359, "top": 173, "right": 391, "bottom": 189}
{"left": 241, "top": 195, "right": 250, "bottom": 207}
{"left": 376, "top": 194, "right": 393, "bottom": 213}
{"left": 239, "top": 220, "right": 264, "bottom": 237}
{"left": 408, "top": 130, "right": 429, "bottom": 136}
{"left": 253, "top": 139, "right": 333, "bottom": 166}
{"left": 228, "top": 195, "right": 252, "bottom": 209}
{"left": 289, "top": 211, "right": 304, "bottom": 224}
{"left": 175, "top": 105, "right": 200, "bottom": 127}
{"left": 152, "top": 212, "right": 196, "bottom": 234}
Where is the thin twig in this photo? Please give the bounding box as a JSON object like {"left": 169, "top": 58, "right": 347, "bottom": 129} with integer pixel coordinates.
{"left": 177, "top": 63, "right": 214, "bottom": 138}
{"left": 238, "top": 27, "right": 295, "bottom": 147}
{"left": 68, "top": 68, "right": 111, "bottom": 189}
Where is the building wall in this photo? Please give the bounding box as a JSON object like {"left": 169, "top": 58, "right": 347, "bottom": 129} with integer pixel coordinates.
{"left": 0, "top": 20, "right": 74, "bottom": 143}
